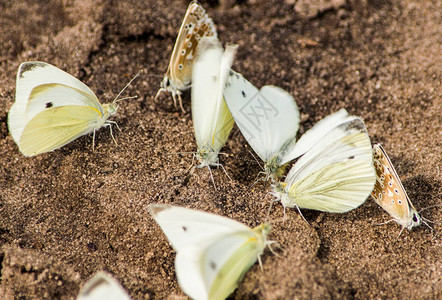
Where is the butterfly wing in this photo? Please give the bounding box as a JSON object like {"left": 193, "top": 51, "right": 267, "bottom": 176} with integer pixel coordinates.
{"left": 19, "top": 105, "right": 103, "bottom": 156}
{"left": 149, "top": 204, "right": 268, "bottom": 300}
{"left": 148, "top": 204, "right": 251, "bottom": 251}
{"left": 8, "top": 61, "right": 99, "bottom": 143}
{"left": 281, "top": 108, "right": 350, "bottom": 162}
{"left": 165, "top": 1, "right": 217, "bottom": 92}
{"left": 283, "top": 117, "right": 375, "bottom": 212}
{"left": 191, "top": 37, "right": 235, "bottom": 156}
{"left": 371, "top": 144, "right": 420, "bottom": 228}
{"left": 175, "top": 228, "right": 266, "bottom": 300}
{"left": 223, "top": 71, "right": 300, "bottom": 163}
{"left": 77, "top": 272, "right": 130, "bottom": 300}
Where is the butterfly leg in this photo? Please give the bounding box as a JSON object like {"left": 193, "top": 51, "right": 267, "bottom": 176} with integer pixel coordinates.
{"left": 218, "top": 162, "right": 233, "bottom": 182}
{"left": 154, "top": 88, "right": 166, "bottom": 100}
{"left": 206, "top": 166, "right": 217, "bottom": 190}
{"left": 107, "top": 120, "right": 121, "bottom": 133}
{"left": 294, "top": 205, "right": 309, "bottom": 225}
{"left": 92, "top": 129, "right": 96, "bottom": 151}
{"left": 266, "top": 241, "right": 282, "bottom": 257}
{"left": 105, "top": 123, "right": 118, "bottom": 145}
{"left": 177, "top": 92, "right": 185, "bottom": 113}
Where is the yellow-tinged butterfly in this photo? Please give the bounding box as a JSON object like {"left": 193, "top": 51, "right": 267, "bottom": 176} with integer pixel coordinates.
{"left": 156, "top": 1, "right": 217, "bottom": 112}
{"left": 148, "top": 204, "right": 272, "bottom": 300}
{"left": 271, "top": 109, "right": 376, "bottom": 215}
{"left": 371, "top": 144, "right": 429, "bottom": 232}
{"left": 76, "top": 271, "right": 130, "bottom": 300}
{"left": 191, "top": 36, "right": 237, "bottom": 185}
{"left": 7, "top": 61, "right": 132, "bottom": 156}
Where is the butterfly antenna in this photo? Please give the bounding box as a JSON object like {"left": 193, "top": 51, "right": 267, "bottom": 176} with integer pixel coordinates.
{"left": 113, "top": 71, "right": 141, "bottom": 103}
{"left": 421, "top": 216, "right": 434, "bottom": 223}
{"left": 421, "top": 219, "right": 434, "bottom": 232}
{"left": 246, "top": 147, "right": 264, "bottom": 170}
{"left": 418, "top": 204, "right": 441, "bottom": 213}
{"left": 160, "top": 151, "right": 196, "bottom": 156}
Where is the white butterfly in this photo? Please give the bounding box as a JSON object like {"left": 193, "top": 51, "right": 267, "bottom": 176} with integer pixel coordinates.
{"left": 148, "top": 204, "right": 272, "bottom": 300}
{"left": 271, "top": 109, "right": 376, "bottom": 214}
{"left": 8, "top": 61, "right": 121, "bottom": 156}
{"left": 156, "top": 1, "right": 217, "bottom": 111}
{"left": 191, "top": 37, "right": 236, "bottom": 172}
{"left": 76, "top": 271, "right": 130, "bottom": 300}
{"left": 223, "top": 70, "right": 301, "bottom": 179}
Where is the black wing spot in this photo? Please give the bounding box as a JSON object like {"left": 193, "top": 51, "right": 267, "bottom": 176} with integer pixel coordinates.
{"left": 241, "top": 90, "right": 246, "bottom": 97}
{"left": 412, "top": 213, "right": 419, "bottom": 222}
{"left": 45, "top": 102, "right": 53, "bottom": 108}
{"left": 182, "top": 226, "right": 187, "bottom": 232}
{"left": 348, "top": 155, "right": 355, "bottom": 159}
{"left": 210, "top": 261, "right": 216, "bottom": 270}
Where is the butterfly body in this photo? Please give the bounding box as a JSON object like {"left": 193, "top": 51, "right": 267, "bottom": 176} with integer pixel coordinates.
{"left": 148, "top": 204, "right": 271, "bottom": 300}
{"left": 157, "top": 1, "right": 217, "bottom": 111}
{"left": 271, "top": 110, "right": 376, "bottom": 213}
{"left": 8, "top": 61, "right": 118, "bottom": 156}
{"left": 371, "top": 144, "right": 421, "bottom": 229}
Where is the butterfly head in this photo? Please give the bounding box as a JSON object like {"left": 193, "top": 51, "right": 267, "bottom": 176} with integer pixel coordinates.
{"left": 195, "top": 145, "right": 218, "bottom": 167}
{"left": 270, "top": 182, "right": 293, "bottom": 208}
{"left": 160, "top": 75, "right": 172, "bottom": 92}
{"left": 252, "top": 223, "right": 272, "bottom": 248}
{"left": 103, "top": 103, "right": 118, "bottom": 119}
{"left": 403, "top": 208, "right": 422, "bottom": 230}
{"left": 258, "top": 223, "right": 272, "bottom": 238}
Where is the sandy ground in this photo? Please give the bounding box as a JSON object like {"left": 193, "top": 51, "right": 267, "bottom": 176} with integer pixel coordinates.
{"left": 0, "top": 0, "right": 441, "bottom": 299}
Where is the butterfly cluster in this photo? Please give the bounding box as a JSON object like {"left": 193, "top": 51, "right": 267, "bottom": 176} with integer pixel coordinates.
{"left": 6, "top": 1, "right": 431, "bottom": 300}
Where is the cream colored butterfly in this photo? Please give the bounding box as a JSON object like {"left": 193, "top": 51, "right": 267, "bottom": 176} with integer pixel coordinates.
{"left": 223, "top": 70, "right": 301, "bottom": 179}
{"left": 156, "top": 1, "right": 217, "bottom": 112}
{"left": 371, "top": 144, "right": 429, "bottom": 233}
{"left": 271, "top": 109, "right": 376, "bottom": 215}
{"left": 77, "top": 271, "right": 130, "bottom": 300}
{"left": 8, "top": 61, "right": 126, "bottom": 156}
{"left": 191, "top": 36, "right": 236, "bottom": 178}
{"left": 148, "top": 203, "right": 272, "bottom": 300}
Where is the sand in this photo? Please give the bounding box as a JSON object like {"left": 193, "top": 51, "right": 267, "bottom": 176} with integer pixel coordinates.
{"left": 0, "top": 0, "right": 441, "bottom": 299}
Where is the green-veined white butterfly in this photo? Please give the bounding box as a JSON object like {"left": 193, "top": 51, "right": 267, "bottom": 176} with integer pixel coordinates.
{"left": 148, "top": 204, "right": 272, "bottom": 300}
{"left": 8, "top": 61, "right": 127, "bottom": 156}
{"left": 371, "top": 144, "right": 432, "bottom": 234}
{"left": 156, "top": 1, "right": 217, "bottom": 112}
{"left": 191, "top": 37, "right": 236, "bottom": 174}
{"left": 223, "top": 70, "right": 301, "bottom": 179}
{"left": 271, "top": 109, "right": 376, "bottom": 214}
{"left": 77, "top": 271, "right": 130, "bottom": 300}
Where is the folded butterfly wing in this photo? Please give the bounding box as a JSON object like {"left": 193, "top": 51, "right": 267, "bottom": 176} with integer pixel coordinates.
{"left": 282, "top": 117, "right": 375, "bottom": 212}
